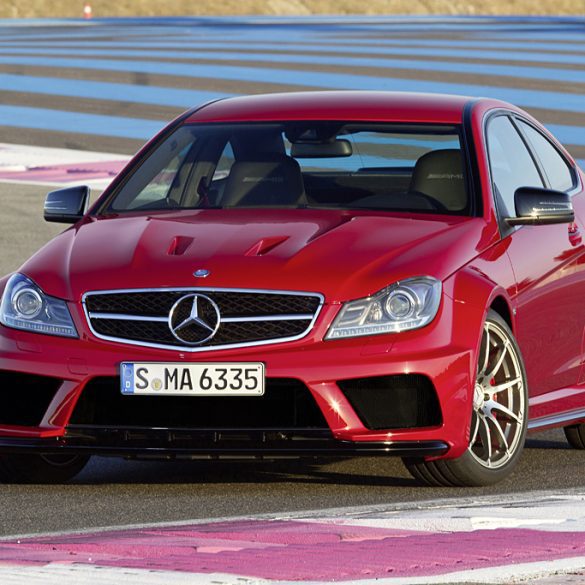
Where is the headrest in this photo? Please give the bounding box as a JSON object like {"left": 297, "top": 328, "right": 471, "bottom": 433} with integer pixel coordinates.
{"left": 221, "top": 154, "right": 306, "bottom": 207}
{"left": 409, "top": 149, "right": 467, "bottom": 211}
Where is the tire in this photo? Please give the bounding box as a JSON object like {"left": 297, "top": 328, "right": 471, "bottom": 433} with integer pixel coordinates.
{"left": 564, "top": 425, "right": 585, "bottom": 449}
{"left": 403, "top": 310, "right": 528, "bottom": 487}
{"left": 0, "top": 453, "right": 90, "bottom": 484}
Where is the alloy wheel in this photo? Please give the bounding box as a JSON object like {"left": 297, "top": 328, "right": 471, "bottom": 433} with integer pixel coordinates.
{"left": 468, "top": 319, "right": 525, "bottom": 469}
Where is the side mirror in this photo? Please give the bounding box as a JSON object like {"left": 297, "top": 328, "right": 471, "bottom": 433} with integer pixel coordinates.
{"left": 505, "top": 186, "right": 574, "bottom": 226}
{"left": 44, "top": 186, "right": 90, "bottom": 224}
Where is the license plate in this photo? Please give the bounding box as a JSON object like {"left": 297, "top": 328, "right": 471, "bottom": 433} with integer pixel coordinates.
{"left": 120, "top": 362, "right": 265, "bottom": 396}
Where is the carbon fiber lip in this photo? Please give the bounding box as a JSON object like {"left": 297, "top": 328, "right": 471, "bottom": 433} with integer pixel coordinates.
{"left": 0, "top": 428, "right": 449, "bottom": 459}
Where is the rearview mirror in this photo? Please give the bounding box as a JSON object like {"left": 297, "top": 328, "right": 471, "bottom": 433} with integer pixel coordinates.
{"left": 290, "top": 139, "right": 352, "bottom": 158}
{"left": 505, "top": 186, "right": 574, "bottom": 226}
{"left": 44, "top": 186, "right": 90, "bottom": 224}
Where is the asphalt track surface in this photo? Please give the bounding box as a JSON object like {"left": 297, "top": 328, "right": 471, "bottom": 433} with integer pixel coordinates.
{"left": 0, "top": 16, "right": 585, "bottom": 537}
{"left": 0, "top": 429, "right": 582, "bottom": 538}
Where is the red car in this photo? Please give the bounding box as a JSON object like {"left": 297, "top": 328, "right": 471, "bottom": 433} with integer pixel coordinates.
{"left": 1, "top": 91, "right": 584, "bottom": 486}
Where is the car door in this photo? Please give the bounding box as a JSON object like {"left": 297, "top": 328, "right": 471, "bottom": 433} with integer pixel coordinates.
{"left": 486, "top": 113, "right": 585, "bottom": 401}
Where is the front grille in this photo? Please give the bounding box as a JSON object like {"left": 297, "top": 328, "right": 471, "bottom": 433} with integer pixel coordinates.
{"left": 84, "top": 288, "right": 323, "bottom": 350}
{"left": 86, "top": 291, "right": 319, "bottom": 317}
{"left": 338, "top": 374, "right": 442, "bottom": 430}
{"left": 0, "top": 371, "right": 62, "bottom": 426}
{"left": 69, "top": 377, "right": 329, "bottom": 430}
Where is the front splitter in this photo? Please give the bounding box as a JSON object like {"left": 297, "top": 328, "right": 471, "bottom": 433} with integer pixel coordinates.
{"left": 0, "top": 427, "right": 449, "bottom": 459}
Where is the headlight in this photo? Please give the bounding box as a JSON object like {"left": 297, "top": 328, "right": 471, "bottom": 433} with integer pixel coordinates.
{"left": 326, "top": 276, "right": 441, "bottom": 339}
{"left": 0, "top": 273, "right": 78, "bottom": 338}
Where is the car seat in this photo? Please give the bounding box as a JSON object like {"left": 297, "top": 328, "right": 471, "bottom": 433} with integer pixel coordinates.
{"left": 221, "top": 154, "right": 307, "bottom": 207}
{"left": 409, "top": 149, "right": 467, "bottom": 211}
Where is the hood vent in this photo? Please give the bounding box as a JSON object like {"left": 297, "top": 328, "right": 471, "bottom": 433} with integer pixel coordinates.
{"left": 245, "top": 236, "right": 289, "bottom": 257}
{"left": 167, "top": 236, "right": 194, "bottom": 256}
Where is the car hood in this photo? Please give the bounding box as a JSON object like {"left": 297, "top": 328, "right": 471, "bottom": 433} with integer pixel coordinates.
{"left": 21, "top": 209, "right": 488, "bottom": 302}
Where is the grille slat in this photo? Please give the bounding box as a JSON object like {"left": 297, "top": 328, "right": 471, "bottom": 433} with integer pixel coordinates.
{"left": 84, "top": 289, "right": 322, "bottom": 351}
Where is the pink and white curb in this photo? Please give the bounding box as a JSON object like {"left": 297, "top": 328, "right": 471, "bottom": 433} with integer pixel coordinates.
{"left": 1, "top": 491, "right": 585, "bottom": 584}
{"left": 0, "top": 143, "right": 130, "bottom": 188}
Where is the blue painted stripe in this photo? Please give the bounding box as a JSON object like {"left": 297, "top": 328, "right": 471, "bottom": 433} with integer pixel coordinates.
{"left": 0, "top": 46, "right": 582, "bottom": 82}
{"left": 0, "top": 18, "right": 583, "bottom": 45}
{"left": 182, "top": 25, "right": 585, "bottom": 42}
{"left": 0, "top": 35, "right": 582, "bottom": 59}
{"left": 0, "top": 33, "right": 585, "bottom": 57}
{"left": 285, "top": 37, "right": 585, "bottom": 53}
{"left": 482, "top": 31, "right": 585, "bottom": 42}
{"left": 0, "top": 105, "right": 163, "bottom": 139}
{"left": 4, "top": 20, "right": 577, "bottom": 35}
{"left": 0, "top": 54, "right": 583, "bottom": 115}
{"left": 0, "top": 73, "right": 228, "bottom": 108}
{"left": 3, "top": 40, "right": 582, "bottom": 67}
{"left": 0, "top": 103, "right": 582, "bottom": 151}
{"left": 546, "top": 125, "right": 585, "bottom": 146}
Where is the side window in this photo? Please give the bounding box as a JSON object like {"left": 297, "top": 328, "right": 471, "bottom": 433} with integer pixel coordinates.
{"left": 517, "top": 121, "right": 575, "bottom": 192}
{"left": 487, "top": 116, "right": 544, "bottom": 217}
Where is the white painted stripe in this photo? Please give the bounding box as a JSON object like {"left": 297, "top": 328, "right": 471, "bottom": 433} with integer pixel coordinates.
{"left": 0, "top": 143, "right": 130, "bottom": 169}
{"left": 0, "top": 565, "right": 245, "bottom": 585}
{"left": 0, "top": 555, "right": 583, "bottom": 584}
{"left": 0, "top": 177, "right": 115, "bottom": 188}
{"left": 0, "top": 143, "right": 130, "bottom": 187}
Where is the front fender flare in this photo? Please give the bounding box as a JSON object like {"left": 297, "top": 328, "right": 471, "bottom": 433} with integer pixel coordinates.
{"left": 439, "top": 266, "right": 514, "bottom": 458}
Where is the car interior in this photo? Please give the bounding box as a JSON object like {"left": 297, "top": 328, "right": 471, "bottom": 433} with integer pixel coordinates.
{"left": 108, "top": 123, "right": 470, "bottom": 216}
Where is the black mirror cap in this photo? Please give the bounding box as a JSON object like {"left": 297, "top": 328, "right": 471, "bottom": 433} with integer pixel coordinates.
{"left": 505, "top": 186, "right": 575, "bottom": 226}
{"left": 44, "top": 186, "right": 90, "bottom": 224}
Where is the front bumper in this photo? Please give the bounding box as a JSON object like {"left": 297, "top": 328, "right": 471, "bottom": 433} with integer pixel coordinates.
{"left": 0, "top": 294, "right": 477, "bottom": 459}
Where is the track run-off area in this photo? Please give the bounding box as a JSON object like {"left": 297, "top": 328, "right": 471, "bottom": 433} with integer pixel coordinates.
{"left": 0, "top": 14, "right": 585, "bottom": 584}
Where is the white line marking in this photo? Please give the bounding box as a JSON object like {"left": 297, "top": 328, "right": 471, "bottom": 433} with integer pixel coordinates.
{"left": 0, "top": 557, "right": 584, "bottom": 585}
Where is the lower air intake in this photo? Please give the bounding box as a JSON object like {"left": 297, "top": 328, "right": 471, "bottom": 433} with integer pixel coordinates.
{"left": 0, "top": 371, "right": 62, "bottom": 426}
{"left": 338, "top": 374, "right": 442, "bottom": 430}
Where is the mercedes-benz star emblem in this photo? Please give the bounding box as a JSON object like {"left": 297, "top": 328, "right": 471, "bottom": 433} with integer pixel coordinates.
{"left": 168, "top": 294, "right": 221, "bottom": 345}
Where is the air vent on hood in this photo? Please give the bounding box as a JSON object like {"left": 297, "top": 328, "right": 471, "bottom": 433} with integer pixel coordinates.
{"left": 245, "top": 236, "right": 289, "bottom": 257}
{"left": 167, "top": 236, "right": 194, "bottom": 256}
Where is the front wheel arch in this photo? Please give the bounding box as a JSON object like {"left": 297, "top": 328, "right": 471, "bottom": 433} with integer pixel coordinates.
{"left": 489, "top": 295, "right": 514, "bottom": 333}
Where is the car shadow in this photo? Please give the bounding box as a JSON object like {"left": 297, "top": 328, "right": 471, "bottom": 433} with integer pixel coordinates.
{"left": 74, "top": 456, "right": 419, "bottom": 487}
{"left": 69, "top": 428, "right": 576, "bottom": 487}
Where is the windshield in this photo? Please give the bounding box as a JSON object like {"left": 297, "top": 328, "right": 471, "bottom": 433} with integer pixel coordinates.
{"left": 105, "top": 122, "right": 470, "bottom": 215}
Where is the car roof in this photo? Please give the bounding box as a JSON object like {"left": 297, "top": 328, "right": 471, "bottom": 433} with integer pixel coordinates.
{"left": 185, "top": 91, "right": 479, "bottom": 125}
